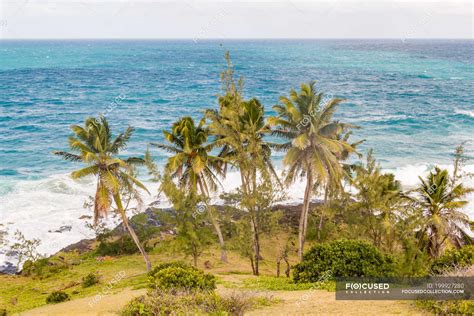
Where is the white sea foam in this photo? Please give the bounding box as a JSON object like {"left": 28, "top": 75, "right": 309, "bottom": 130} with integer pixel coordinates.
{"left": 1, "top": 164, "right": 473, "bottom": 269}
{"left": 454, "top": 109, "right": 474, "bottom": 118}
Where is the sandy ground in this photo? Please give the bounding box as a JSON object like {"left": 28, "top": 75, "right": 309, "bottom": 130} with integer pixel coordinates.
{"left": 18, "top": 286, "right": 429, "bottom": 316}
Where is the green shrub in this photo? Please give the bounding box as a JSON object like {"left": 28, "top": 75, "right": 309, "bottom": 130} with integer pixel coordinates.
{"left": 121, "top": 290, "right": 259, "bottom": 315}
{"left": 148, "top": 261, "right": 190, "bottom": 277}
{"left": 46, "top": 291, "right": 70, "bottom": 304}
{"left": 417, "top": 300, "right": 474, "bottom": 315}
{"left": 0, "top": 308, "right": 7, "bottom": 316}
{"left": 82, "top": 272, "right": 100, "bottom": 288}
{"left": 293, "top": 239, "right": 397, "bottom": 283}
{"left": 431, "top": 245, "right": 474, "bottom": 274}
{"left": 21, "top": 257, "right": 69, "bottom": 278}
{"left": 148, "top": 265, "right": 216, "bottom": 291}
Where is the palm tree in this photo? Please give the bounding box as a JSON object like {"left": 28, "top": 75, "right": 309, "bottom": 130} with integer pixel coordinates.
{"left": 413, "top": 167, "right": 472, "bottom": 258}
{"left": 268, "top": 82, "right": 354, "bottom": 261}
{"left": 205, "top": 53, "right": 280, "bottom": 274}
{"left": 54, "top": 116, "right": 152, "bottom": 271}
{"left": 152, "top": 116, "right": 228, "bottom": 262}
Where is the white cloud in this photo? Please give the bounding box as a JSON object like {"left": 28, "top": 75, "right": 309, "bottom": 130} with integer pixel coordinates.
{"left": 0, "top": 0, "right": 472, "bottom": 39}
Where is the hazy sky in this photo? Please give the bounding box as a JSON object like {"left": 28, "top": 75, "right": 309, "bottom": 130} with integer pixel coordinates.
{"left": 0, "top": 0, "right": 472, "bottom": 39}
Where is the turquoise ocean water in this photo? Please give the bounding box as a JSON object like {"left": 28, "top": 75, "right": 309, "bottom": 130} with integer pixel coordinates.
{"left": 0, "top": 39, "right": 473, "bottom": 268}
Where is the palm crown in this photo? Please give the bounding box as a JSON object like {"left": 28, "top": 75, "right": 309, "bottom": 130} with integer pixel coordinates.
{"left": 415, "top": 167, "right": 472, "bottom": 256}
{"left": 54, "top": 116, "right": 148, "bottom": 223}
{"left": 152, "top": 116, "right": 224, "bottom": 196}
{"left": 269, "top": 81, "right": 354, "bottom": 186}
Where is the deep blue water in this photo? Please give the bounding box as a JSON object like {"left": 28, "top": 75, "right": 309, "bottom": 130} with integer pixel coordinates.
{"left": 0, "top": 39, "right": 473, "bottom": 182}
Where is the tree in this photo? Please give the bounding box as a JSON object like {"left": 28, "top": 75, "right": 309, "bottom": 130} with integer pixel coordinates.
{"left": 152, "top": 116, "right": 228, "bottom": 262}
{"left": 54, "top": 116, "right": 152, "bottom": 271}
{"left": 269, "top": 82, "right": 354, "bottom": 260}
{"left": 412, "top": 167, "right": 472, "bottom": 258}
{"left": 205, "top": 52, "right": 280, "bottom": 274}
{"left": 7, "top": 230, "right": 43, "bottom": 270}
{"left": 350, "top": 150, "right": 402, "bottom": 249}
{"left": 160, "top": 175, "right": 213, "bottom": 267}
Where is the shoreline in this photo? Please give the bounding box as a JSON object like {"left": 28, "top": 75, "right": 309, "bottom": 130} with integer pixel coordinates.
{"left": 1, "top": 162, "right": 473, "bottom": 272}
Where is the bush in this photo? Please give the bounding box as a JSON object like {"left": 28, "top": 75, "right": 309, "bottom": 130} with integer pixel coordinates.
{"left": 417, "top": 300, "right": 474, "bottom": 315}
{"left": 0, "top": 309, "right": 6, "bottom": 316}
{"left": 148, "top": 264, "right": 216, "bottom": 291}
{"left": 293, "top": 239, "right": 397, "bottom": 283}
{"left": 431, "top": 245, "right": 474, "bottom": 274}
{"left": 121, "top": 290, "right": 261, "bottom": 316}
{"left": 46, "top": 291, "right": 70, "bottom": 304}
{"left": 82, "top": 272, "right": 100, "bottom": 288}
{"left": 21, "top": 257, "right": 69, "bottom": 278}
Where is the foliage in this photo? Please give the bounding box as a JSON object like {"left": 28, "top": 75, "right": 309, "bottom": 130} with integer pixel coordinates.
{"left": 293, "top": 240, "right": 397, "bottom": 283}
{"left": 152, "top": 115, "right": 228, "bottom": 261}
{"left": 205, "top": 52, "right": 280, "bottom": 275}
{"left": 21, "top": 257, "right": 71, "bottom": 278}
{"left": 121, "top": 289, "right": 261, "bottom": 316}
{"left": 416, "top": 300, "right": 474, "bottom": 315}
{"left": 148, "top": 264, "right": 216, "bottom": 291}
{"left": 241, "top": 276, "right": 335, "bottom": 291}
{"left": 45, "top": 291, "right": 70, "bottom": 304}
{"left": 411, "top": 166, "right": 472, "bottom": 258}
{"left": 82, "top": 272, "right": 100, "bottom": 287}
{"left": 147, "top": 261, "right": 193, "bottom": 277}
{"left": 7, "top": 230, "right": 43, "bottom": 270}
{"left": 350, "top": 150, "right": 402, "bottom": 250}
{"left": 0, "top": 309, "right": 6, "bottom": 316}
{"left": 54, "top": 116, "right": 152, "bottom": 271}
{"left": 160, "top": 177, "right": 214, "bottom": 266}
{"left": 431, "top": 245, "right": 474, "bottom": 274}
{"left": 269, "top": 81, "right": 356, "bottom": 260}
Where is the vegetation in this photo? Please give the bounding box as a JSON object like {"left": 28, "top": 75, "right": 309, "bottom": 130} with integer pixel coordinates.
{"left": 148, "top": 263, "right": 216, "bottom": 291}
{"left": 431, "top": 245, "right": 474, "bottom": 274}
{"left": 82, "top": 272, "right": 101, "bottom": 288}
{"left": 1, "top": 52, "right": 471, "bottom": 315}
{"left": 121, "top": 289, "right": 266, "bottom": 316}
{"left": 46, "top": 291, "right": 70, "bottom": 304}
{"left": 293, "top": 240, "right": 397, "bottom": 283}
{"left": 269, "top": 81, "right": 355, "bottom": 260}
{"left": 54, "top": 117, "right": 152, "bottom": 271}
{"left": 152, "top": 116, "right": 228, "bottom": 262}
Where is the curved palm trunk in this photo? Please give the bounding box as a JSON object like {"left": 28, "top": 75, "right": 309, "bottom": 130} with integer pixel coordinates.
{"left": 113, "top": 194, "right": 152, "bottom": 272}
{"left": 198, "top": 181, "right": 228, "bottom": 263}
{"left": 210, "top": 211, "right": 228, "bottom": 263}
{"left": 298, "top": 171, "right": 313, "bottom": 261}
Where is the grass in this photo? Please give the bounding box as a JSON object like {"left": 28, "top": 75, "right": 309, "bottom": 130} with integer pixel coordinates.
{"left": 0, "top": 237, "right": 296, "bottom": 314}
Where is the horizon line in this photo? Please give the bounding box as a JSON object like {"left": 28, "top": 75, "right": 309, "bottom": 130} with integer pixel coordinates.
{"left": 1, "top": 37, "right": 473, "bottom": 41}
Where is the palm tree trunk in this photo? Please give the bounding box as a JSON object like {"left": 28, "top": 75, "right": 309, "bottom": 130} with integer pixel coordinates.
{"left": 198, "top": 181, "right": 228, "bottom": 263}
{"left": 113, "top": 194, "right": 152, "bottom": 272}
{"left": 298, "top": 171, "right": 313, "bottom": 261}
{"left": 211, "top": 215, "right": 228, "bottom": 263}
{"left": 318, "top": 183, "right": 329, "bottom": 240}
{"left": 250, "top": 218, "right": 260, "bottom": 276}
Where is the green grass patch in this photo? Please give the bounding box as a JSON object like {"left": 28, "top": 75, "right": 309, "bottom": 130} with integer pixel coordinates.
{"left": 238, "top": 276, "right": 335, "bottom": 292}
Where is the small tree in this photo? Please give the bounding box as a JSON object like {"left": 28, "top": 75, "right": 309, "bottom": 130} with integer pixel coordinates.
{"left": 7, "top": 230, "right": 43, "bottom": 270}
{"left": 160, "top": 175, "right": 213, "bottom": 267}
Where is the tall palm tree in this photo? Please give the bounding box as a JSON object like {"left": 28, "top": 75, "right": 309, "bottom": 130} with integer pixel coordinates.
{"left": 54, "top": 117, "right": 152, "bottom": 271}
{"left": 268, "top": 82, "right": 354, "bottom": 261}
{"left": 413, "top": 167, "right": 472, "bottom": 258}
{"left": 205, "top": 53, "right": 280, "bottom": 274}
{"left": 152, "top": 116, "right": 228, "bottom": 262}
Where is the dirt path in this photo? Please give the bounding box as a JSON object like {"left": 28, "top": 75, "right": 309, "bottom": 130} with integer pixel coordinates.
{"left": 19, "top": 286, "right": 429, "bottom": 316}
{"left": 245, "top": 289, "right": 429, "bottom": 316}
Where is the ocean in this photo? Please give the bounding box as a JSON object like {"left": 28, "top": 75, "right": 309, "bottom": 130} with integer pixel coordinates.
{"left": 0, "top": 39, "right": 473, "bottom": 268}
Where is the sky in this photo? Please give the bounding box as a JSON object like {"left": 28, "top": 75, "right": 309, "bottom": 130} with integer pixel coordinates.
{"left": 0, "top": 0, "right": 472, "bottom": 39}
